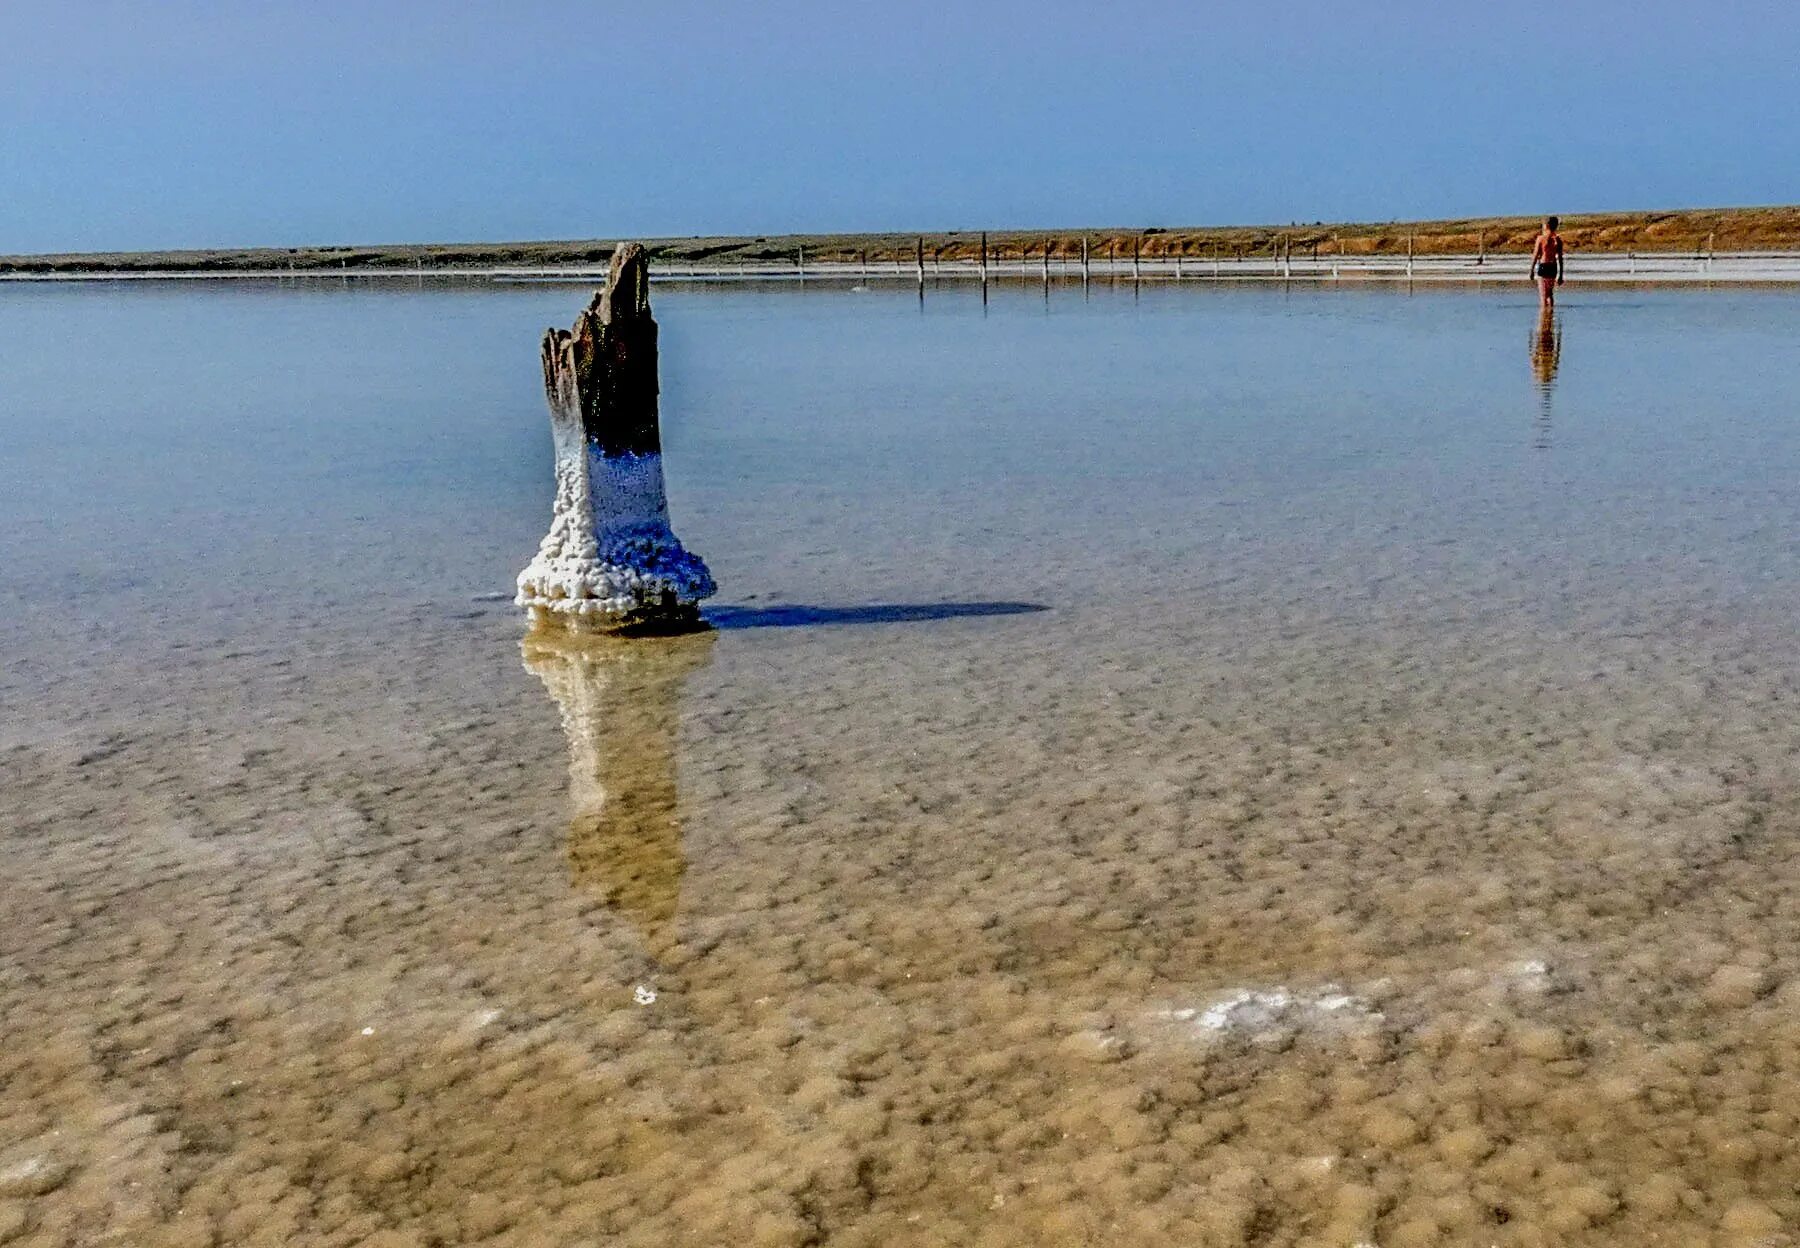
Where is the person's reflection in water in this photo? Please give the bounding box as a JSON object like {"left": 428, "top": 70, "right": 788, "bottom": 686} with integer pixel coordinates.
{"left": 1530, "top": 302, "right": 1562, "bottom": 449}
{"left": 521, "top": 627, "right": 716, "bottom": 952}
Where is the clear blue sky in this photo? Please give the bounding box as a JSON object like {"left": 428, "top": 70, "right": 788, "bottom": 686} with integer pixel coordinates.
{"left": 3, "top": 0, "right": 1796, "bottom": 253}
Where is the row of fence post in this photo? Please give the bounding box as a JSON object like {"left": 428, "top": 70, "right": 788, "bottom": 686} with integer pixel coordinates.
{"left": 791, "top": 235, "right": 1340, "bottom": 282}
{"left": 891, "top": 232, "right": 1358, "bottom": 282}
{"left": 249, "top": 229, "right": 1766, "bottom": 285}
{"left": 769, "top": 231, "right": 1730, "bottom": 284}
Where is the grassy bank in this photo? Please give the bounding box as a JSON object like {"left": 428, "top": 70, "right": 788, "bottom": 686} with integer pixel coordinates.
{"left": 5, "top": 205, "right": 1797, "bottom": 275}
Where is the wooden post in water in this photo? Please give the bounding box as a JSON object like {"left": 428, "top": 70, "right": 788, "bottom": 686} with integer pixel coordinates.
{"left": 860, "top": 248, "right": 868, "bottom": 278}
{"left": 916, "top": 236, "right": 926, "bottom": 290}
{"left": 516, "top": 243, "right": 715, "bottom": 632}
{"left": 1132, "top": 236, "right": 1140, "bottom": 282}
{"left": 1283, "top": 234, "right": 1292, "bottom": 280}
{"left": 980, "top": 231, "right": 989, "bottom": 288}
{"left": 1707, "top": 230, "right": 1715, "bottom": 273}
{"left": 1042, "top": 238, "right": 1051, "bottom": 283}
{"left": 1478, "top": 231, "right": 1485, "bottom": 266}
{"left": 1081, "top": 234, "right": 1090, "bottom": 283}
{"left": 797, "top": 245, "right": 805, "bottom": 281}
{"left": 1406, "top": 230, "right": 1414, "bottom": 279}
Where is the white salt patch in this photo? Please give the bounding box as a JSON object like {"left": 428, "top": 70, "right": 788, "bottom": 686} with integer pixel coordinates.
{"left": 0, "top": 1155, "right": 71, "bottom": 1197}
{"left": 1199, "top": 990, "right": 1293, "bottom": 1032}
{"left": 1491, "top": 958, "right": 1557, "bottom": 997}
{"left": 633, "top": 985, "right": 657, "bottom": 1005}
{"left": 0, "top": 1158, "right": 46, "bottom": 1186}
{"left": 1157, "top": 985, "right": 1380, "bottom": 1042}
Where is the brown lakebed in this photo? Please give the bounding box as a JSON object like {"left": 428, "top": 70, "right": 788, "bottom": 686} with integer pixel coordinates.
{"left": 2, "top": 280, "right": 1798, "bottom": 1245}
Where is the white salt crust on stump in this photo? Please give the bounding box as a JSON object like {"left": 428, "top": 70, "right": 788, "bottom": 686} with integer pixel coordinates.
{"left": 517, "top": 242, "right": 715, "bottom": 631}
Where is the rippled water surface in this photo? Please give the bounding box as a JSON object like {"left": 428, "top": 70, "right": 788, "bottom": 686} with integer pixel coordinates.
{"left": 3, "top": 279, "right": 1800, "bottom": 1247}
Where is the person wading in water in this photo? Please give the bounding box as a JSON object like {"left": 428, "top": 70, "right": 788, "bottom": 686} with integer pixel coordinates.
{"left": 1530, "top": 216, "right": 1565, "bottom": 306}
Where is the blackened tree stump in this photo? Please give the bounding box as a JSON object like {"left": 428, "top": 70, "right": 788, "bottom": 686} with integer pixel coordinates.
{"left": 516, "top": 243, "right": 715, "bottom": 631}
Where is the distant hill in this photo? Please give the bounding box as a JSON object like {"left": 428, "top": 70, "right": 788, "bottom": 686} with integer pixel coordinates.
{"left": 5, "top": 206, "right": 1797, "bottom": 274}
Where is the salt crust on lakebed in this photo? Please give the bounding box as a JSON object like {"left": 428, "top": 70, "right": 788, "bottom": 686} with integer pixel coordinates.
{"left": 3, "top": 580, "right": 1799, "bottom": 1247}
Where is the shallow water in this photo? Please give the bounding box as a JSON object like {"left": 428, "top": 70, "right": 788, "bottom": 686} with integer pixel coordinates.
{"left": 3, "top": 278, "right": 1800, "bottom": 1247}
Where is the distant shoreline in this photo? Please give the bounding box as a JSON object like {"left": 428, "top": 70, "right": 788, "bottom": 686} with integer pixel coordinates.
{"left": 5, "top": 253, "right": 1799, "bottom": 287}
{"left": 4, "top": 205, "right": 1798, "bottom": 279}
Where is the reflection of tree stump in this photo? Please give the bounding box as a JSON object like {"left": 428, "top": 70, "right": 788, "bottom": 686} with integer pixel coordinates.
{"left": 516, "top": 243, "right": 715, "bottom": 632}
{"left": 521, "top": 627, "right": 716, "bottom": 948}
